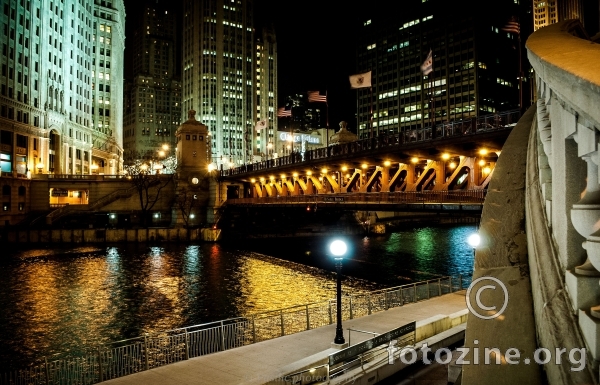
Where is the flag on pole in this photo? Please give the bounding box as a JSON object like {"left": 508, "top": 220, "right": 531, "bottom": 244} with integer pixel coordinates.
{"left": 307, "top": 91, "right": 327, "bottom": 103}
{"left": 421, "top": 49, "right": 433, "bottom": 75}
{"left": 277, "top": 107, "right": 291, "bottom": 117}
{"left": 501, "top": 17, "right": 520, "bottom": 35}
{"left": 254, "top": 119, "right": 267, "bottom": 131}
{"left": 349, "top": 71, "right": 372, "bottom": 89}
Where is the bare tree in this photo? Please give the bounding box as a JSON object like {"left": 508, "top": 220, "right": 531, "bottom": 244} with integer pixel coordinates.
{"left": 123, "top": 158, "right": 175, "bottom": 227}
{"left": 175, "top": 189, "right": 197, "bottom": 228}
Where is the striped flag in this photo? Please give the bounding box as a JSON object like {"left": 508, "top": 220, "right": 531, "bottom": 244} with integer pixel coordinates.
{"left": 307, "top": 91, "right": 327, "bottom": 103}
{"left": 502, "top": 17, "right": 520, "bottom": 35}
{"left": 277, "top": 107, "right": 291, "bottom": 117}
{"left": 421, "top": 49, "right": 433, "bottom": 75}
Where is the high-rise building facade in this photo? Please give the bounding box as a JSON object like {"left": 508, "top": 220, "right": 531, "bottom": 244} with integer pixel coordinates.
{"left": 532, "top": 0, "right": 597, "bottom": 32}
{"left": 356, "top": 0, "right": 524, "bottom": 139}
{"left": 123, "top": 1, "right": 181, "bottom": 161}
{"left": 254, "top": 26, "right": 277, "bottom": 159}
{"left": 182, "top": 0, "right": 255, "bottom": 168}
{"left": 0, "top": 0, "right": 125, "bottom": 177}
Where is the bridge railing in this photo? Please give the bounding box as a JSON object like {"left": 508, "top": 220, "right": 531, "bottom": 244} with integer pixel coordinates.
{"left": 524, "top": 20, "right": 600, "bottom": 383}
{"left": 226, "top": 189, "right": 486, "bottom": 205}
{"left": 222, "top": 110, "right": 520, "bottom": 177}
{"left": 0, "top": 275, "right": 469, "bottom": 385}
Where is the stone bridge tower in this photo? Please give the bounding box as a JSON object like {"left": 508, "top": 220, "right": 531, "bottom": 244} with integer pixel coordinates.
{"left": 171, "top": 110, "right": 211, "bottom": 227}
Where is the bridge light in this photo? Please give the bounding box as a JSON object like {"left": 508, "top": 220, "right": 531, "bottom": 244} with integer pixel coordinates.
{"left": 479, "top": 149, "right": 488, "bottom": 156}
{"left": 478, "top": 160, "right": 486, "bottom": 167}
{"left": 208, "top": 163, "right": 215, "bottom": 172}
{"left": 307, "top": 206, "right": 311, "bottom": 211}
{"left": 260, "top": 177, "right": 265, "bottom": 182}
{"left": 361, "top": 163, "right": 368, "bottom": 169}
{"left": 345, "top": 174, "right": 350, "bottom": 179}
{"left": 281, "top": 174, "right": 286, "bottom": 179}
{"left": 449, "top": 162, "right": 457, "bottom": 169}
{"left": 250, "top": 178, "right": 256, "bottom": 183}
{"left": 321, "top": 168, "right": 328, "bottom": 174}
{"left": 341, "top": 166, "right": 348, "bottom": 172}
{"left": 483, "top": 167, "right": 491, "bottom": 175}
{"left": 293, "top": 172, "right": 299, "bottom": 178}
{"left": 411, "top": 157, "right": 419, "bottom": 164}
{"left": 270, "top": 175, "right": 275, "bottom": 180}
{"left": 384, "top": 160, "right": 391, "bottom": 167}
{"left": 307, "top": 171, "right": 312, "bottom": 176}
{"left": 319, "top": 176, "right": 323, "bottom": 181}
{"left": 441, "top": 153, "right": 450, "bottom": 160}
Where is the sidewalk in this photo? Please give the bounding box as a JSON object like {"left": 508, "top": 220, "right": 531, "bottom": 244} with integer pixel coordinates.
{"left": 102, "top": 291, "right": 467, "bottom": 385}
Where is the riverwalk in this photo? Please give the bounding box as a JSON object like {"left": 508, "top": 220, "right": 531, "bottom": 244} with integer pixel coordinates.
{"left": 101, "top": 290, "right": 467, "bottom": 385}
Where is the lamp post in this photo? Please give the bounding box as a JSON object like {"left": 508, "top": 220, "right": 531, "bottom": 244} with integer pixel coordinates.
{"left": 467, "top": 233, "right": 480, "bottom": 259}
{"left": 330, "top": 239, "right": 347, "bottom": 345}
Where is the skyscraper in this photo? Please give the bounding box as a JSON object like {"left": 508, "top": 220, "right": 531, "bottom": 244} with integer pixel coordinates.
{"left": 0, "top": 0, "right": 125, "bottom": 177}
{"left": 532, "top": 0, "right": 597, "bottom": 33}
{"left": 254, "top": 26, "right": 277, "bottom": 159}
{"left": 123, "top": 0, "right": 181, "bottom": 161}
{"left": 356, "top": 0, "right": 525, "bottom": 139}
{"left": 182, "top": 0, "right": 255, "bottom": 168}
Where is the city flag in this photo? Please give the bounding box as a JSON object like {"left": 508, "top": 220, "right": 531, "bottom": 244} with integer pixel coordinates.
{"left": 277, "top": 107, "right": 291, "bottom": 117}
{"left": 349, "top": 71, "right": 372, "bottom": 89}
{"left": 255, "top": 119, "right": 267, "bottom": 131}
{"left": 421, "top": 49, "right": 433, "bottom": 75}
{"left": 307, "top": 91, "right": 327, "bottom": 103}
{"left": 502, "top": 17, "right": 520, "bottom": 35}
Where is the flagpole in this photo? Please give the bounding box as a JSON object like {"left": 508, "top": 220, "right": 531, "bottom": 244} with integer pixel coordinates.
{"left": 369, "top": 86, "right": 373, "bottom": 139}
{"left": 326, "top": 89, "right": 330, "bottom": 148}
{"left": 518, "top": 34, "right": 523, "bottom": 111}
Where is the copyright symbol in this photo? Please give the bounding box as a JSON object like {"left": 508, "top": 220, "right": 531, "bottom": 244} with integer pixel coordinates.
{"left": 466, "top": 276, "right": 509, "bottom": 320}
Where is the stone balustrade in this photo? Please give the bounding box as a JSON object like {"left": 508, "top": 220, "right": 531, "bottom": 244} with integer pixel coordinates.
{"left": 526, "top": 19, "right": 600, "bottom": 383}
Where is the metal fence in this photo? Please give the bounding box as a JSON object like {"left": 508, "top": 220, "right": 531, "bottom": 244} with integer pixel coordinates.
{"left": 227, "top": 189, "right": 486, "bottom": 206}
{"left": 0, "top": 276, "right": 466, "bottom": 385}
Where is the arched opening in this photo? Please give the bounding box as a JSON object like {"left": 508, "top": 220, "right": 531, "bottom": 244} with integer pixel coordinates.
{"left": 48, "top": 130, "right": 60, "bottom": 173}
{"left": 448, "top": 167, "right": 470, "bottom": 190}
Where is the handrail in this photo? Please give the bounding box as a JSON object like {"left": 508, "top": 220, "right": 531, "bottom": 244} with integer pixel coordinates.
{"left": 227, "top": 189, "right": 487, "bottom": 205}
{"left": 0, "top": 274, "right": 469, "bottom": 384}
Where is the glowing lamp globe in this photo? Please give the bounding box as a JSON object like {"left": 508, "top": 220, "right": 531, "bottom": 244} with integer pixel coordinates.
{"left": 467, "top": 233, "right": 481, "bottom": 248}
{"left": 330, "top": 240, "right": 347, "bottom": 258}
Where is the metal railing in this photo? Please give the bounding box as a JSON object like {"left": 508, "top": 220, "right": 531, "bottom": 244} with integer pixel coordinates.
{"left": 222, "top": 109, "right": 520, "bottom": 177}
{"left": 0, "top": 275, "right": 467, "bottom": 385}
{"left": 227, "top": 189, "right": 486, "bottom": 206}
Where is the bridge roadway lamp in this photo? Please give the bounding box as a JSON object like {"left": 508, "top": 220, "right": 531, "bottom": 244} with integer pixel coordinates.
{"left": 330, "top": 239, "right": 348, "bottom": 345}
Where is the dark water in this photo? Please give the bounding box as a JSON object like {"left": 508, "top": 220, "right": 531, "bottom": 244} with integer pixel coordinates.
{"left": 0, "top": 224, "right": 475, "bottom": 369}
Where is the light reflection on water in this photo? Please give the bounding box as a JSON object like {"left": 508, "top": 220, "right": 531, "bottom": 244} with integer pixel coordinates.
{"left": 0, "top": 243, "right": 376, "bottom": 369}
{"left": 0, "top": 224, "right": 475, "bottom": 370}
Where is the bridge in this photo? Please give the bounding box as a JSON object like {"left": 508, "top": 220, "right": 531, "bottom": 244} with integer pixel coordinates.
{"left": 220, "top": 111, "right": 520, "bottom": 203}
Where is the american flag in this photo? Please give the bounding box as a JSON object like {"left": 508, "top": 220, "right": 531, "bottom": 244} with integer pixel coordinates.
{"left": 277, "top": 107, "right": 291, "bottom": 117}
{"left": 501, "top": 18, "right": 520, "bottom": 35}
{"left": 307, "top": 91, "right": 327, "bottom": 103}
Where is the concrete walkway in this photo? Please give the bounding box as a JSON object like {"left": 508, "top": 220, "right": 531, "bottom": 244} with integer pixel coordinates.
{"left": 102, "top": 291, "right": 467, "bottom": 385}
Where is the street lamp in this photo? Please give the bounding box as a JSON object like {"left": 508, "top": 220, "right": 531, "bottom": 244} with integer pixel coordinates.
{"left": 467, "top": 233, "right": 480, "bottom": 259}
{"left": 330, "top": 239, "right": 348, "bottom": 345}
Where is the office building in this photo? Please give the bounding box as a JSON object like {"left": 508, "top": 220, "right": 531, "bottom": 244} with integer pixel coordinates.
{"left": 182, "top": 0, "right": 255, "bottom": 168}
{"left": 123, "top": 0, "right": 181, "bottom": 161}
{"left": 0, "top": 0, "right": 125, "bottom": 176}
{"left": 254, "top": 25, "right": 277, "bottom": 160}
{"left": 356, "top": 0, "right": 525, "bottom": 139}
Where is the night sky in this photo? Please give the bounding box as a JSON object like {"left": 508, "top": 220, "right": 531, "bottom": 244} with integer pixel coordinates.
{"left": 124, "top": 0, "right": 360, "bottom": 130}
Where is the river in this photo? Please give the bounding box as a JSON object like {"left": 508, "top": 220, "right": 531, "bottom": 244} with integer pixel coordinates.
{"left": 0, "top": 224, "right": 475, "bottom": 370}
